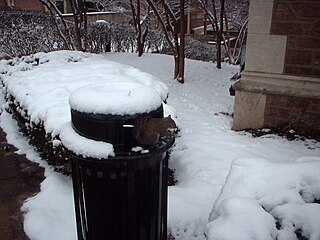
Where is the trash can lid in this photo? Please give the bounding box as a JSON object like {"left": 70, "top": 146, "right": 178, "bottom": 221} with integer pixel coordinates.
{"left": 69, "top": 82, "right": 163, "bottom": 115}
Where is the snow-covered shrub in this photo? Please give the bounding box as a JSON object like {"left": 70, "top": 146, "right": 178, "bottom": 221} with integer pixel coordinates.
{"left": 188, "top": 37, "right": 229, "bottom": 63}
{"left": 107, "top": 21, "right": 170, "bottom": 54}
{"left": 0, "top": 10, "right": 113, "bottom": 56}
{"left": 145, "top": 28, "right": 170, "bottom": 54}
{"left": 0, "top": 9, "right": 221, "bottom": 62}
{"left": 3, "top": 87, "right": 68, "bottom": 171}
{"left": 108, "top": 21, "right": 136, "bottom": 52}
{"left": 86, "top": 20, "right": 111, "bottom": 53}
{"left": 107, "top": 21, "right": 221, "bottom": 62}
{"left": 0, "top": 10, "right": 67, "bottom": 57}
{"left": 185, "top": 36, "right": 218, "bottom": 62}
{"left": 145, "top": 32, "right": 224, "bottom": 62}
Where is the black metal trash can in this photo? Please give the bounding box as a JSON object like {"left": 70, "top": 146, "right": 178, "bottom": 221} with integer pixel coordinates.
{"left": 65, "top": 83, "right": 175, "bottom": 240}
{"left": 71, "top": 138, "right": 174, "bottom": 240}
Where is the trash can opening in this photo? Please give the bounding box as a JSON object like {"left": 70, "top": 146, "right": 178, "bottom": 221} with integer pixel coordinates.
{"left": 132, "top": 115, "right": 177, "bottom": 148}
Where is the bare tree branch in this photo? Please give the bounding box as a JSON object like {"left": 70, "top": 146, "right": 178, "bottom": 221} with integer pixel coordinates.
{"left": 38, "top": 0, "right": 74, "bottom": 49}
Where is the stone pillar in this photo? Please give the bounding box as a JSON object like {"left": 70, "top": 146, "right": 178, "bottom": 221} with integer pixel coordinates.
{"left": 233, "top": 0, "right": 320, "bottom": 137}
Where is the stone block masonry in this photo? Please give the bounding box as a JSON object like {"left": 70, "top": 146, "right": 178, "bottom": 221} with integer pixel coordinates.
{"left": 271, "top": 0, "right": 320, "bottom": 78}
{"left": 232, "top": 0, "right": 320, "bottom": 138}
{"left": 264, "top": 95, "right": 320, "bottom": 137}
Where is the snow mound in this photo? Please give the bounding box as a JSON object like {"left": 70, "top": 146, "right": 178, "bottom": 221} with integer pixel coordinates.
{"left": 206, "top": 157, "right": 320, "bottom": 240}
{"left": 60, "top": 122, "right": 114, "bottom": 159}
{"left": 206, "top": 197, "right": 277, "bottom": 240}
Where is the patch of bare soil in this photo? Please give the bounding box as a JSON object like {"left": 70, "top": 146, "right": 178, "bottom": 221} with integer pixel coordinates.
{"left": 0, "top": 128, "right": 44, "bottom": 240}
{"left": 247, "top": 128, "right": 320, "bottom": 143}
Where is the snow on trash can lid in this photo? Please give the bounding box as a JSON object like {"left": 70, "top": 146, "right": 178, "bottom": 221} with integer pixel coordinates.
{"left": 69, "top": 82, "right": 163, "bottom": 115}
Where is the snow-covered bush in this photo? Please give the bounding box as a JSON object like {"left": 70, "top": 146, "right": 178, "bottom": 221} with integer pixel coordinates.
{"left": 87, "top": 20, "right": 172, "bottom": 55}
{"left": 107, "top": 21, "right": 170, "bottom": 54}
{"left": 145, "top": 28, "right": 170, "bottom": 54}
{"left": 159, "top": 35, "right": 226, "bottom": 63}
{"left": 4, "top": 91, "right": 67, "bottom": 169}
{"left": 108, "top": 21, "right": 136, "bottom": 52}
{"left": 0, "top": 10, "right": 164, "bottom": 56}
{"left": 0, "top": 10, "right": 113, "bottom": 56}
{"left": 0, "top": 9, "right": 221, "bottom": 61}
{"left": 0, "top": 10, "right": 66, "bottom": 57}
{"left": 185, "top": 36, "right": 219, "bottom": 62}
{"left": 87, "top": 20, "right": 111, "bottom": 53}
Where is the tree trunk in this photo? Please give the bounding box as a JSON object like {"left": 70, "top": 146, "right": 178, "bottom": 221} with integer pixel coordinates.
{"left": 174, "top": 55, "right": 180, "bottom": 80}
{"left": 203, "top": 0, "right": 208, "bottom": 35}
{"left": 210, "top": 0, "right": 220, "bottom": 68}
{"left": 138, "top": 41, "right": 144, "bottom": 57}
{"left": 139, "top": 26, "right": 148, "bottom": 57}
{"left": 223, "top": 8, "right": 233, "bottom": 64}
{"left": 131, "top": 0, "right": 149, "bottom": 57}
{"left": 145, "top": 0, "right": 184, "bottom": 82}
{"left": 69, "top": 0, "right": 87, "bottom": 52}
{"left": 177, "top": 0, "right": 185, "bottom": 83}
{"left": 136, "top": 0, "right": 143, "bottom": 56}
{"left": 216, "top": 0, "right": 224, "bottom": 69}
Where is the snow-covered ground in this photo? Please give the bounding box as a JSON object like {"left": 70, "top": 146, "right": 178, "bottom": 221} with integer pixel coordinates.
{"left": 0, "top": 51, "right": 320, "bottom": 240}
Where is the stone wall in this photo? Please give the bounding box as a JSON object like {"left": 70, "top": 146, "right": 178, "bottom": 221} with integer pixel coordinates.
{"left": 271, "top": 0, "right": 320, "bottom": 78}
{"left": 13, "top": 0, "right": 45, "bottom": 11}
{"left": 232, "top": 0, "right": 320, "bottom": 138}
{"left": 266, "top": 0, "right": 320, "bottom": 136}
{"left": 0, "top": 0, "right": 45, "bottom": 11}
{"left": 0, "top": 0, "right": 7, "bottom": 8}
{"left": 264, "top": 95, "right": 320, "bottom": 136}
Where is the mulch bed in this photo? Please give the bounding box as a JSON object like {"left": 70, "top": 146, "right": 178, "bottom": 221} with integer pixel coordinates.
{"left": 247, "top": 127, "right": 320, "bottom": 143}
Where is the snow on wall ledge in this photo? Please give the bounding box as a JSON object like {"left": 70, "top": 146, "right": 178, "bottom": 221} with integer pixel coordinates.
{"left": 0, "top": 50, "right": 168, "bottom": 137}
{"left": 205, "top": 157, "right": 320, "bottom": 240}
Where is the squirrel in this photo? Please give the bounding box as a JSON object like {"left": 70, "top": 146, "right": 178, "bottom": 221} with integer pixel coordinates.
{"left": 133, "top": 115, "right": 177, "bottom": 147}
